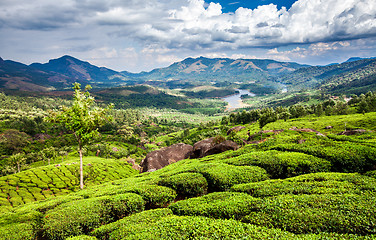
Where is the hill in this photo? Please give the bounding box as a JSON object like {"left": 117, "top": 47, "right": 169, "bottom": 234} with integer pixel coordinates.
{"left": 276, "top": 58, "right": 376, "bottom": 93}
{"left": 136, "top": 56, "right": 308, "bottom": 83}
{"left": 1, "top": 112, "right": 376, "bottom": 239}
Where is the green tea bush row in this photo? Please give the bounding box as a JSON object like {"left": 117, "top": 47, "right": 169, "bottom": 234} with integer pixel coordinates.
{"left": 242, "top": 193, "right": 376, "bottom": 235}
{"left": 0, "top": 223, "right": 36, "bottom": 240}
{"left": 74, "top": 177, "right": 177, "bottom": 209}
{"left": 42, "top": 193, "right": 145, "bottom": 239}
{"left": 0, "top": 159, "right": 138, "bottom": 208}
{"left": 157, "top": 172, "right": 208, "bottom": 198}
{"left": 92, "top": 208, "right": 173, "bottom": 239}
{"left": 272, "top": 141, "right": 376, "bottom": 173}
{"left": 223, "top": 150, "right": 331, "bottom": 178}
{"left": 231, "top": 172, "right": 376, "bottom": 197}
{"left": 169, "top": 192, "right": 261, "bottom": 220}
{"left": 93, "top": 212, "right": 375, "bottom": 240}
{"left": 196, "top": 163, "right": 269, "bottom": 191}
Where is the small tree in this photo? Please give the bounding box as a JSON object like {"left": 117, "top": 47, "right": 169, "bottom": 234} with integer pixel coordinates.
{"left": 8, "top": 153, "right": 27, "bottom": 173}
{"left": 47, "top": 83, "right": 113, "bottom": 189}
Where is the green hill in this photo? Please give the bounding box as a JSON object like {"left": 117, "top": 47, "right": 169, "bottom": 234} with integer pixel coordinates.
{"left": 1, "top": 113, "right": 376, "bottom": 239}
{"left": 0, "top": 157, "right": 138, "bottom": 210}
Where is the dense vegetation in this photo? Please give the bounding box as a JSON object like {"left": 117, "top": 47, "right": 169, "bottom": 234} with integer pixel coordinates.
{"left": 1, "top": 70, "right": 376, "bottom": 239}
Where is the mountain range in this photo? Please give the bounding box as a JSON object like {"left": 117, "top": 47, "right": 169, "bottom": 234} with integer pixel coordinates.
{"left": 1, "top": 55, "right": 375, "bottom": 94}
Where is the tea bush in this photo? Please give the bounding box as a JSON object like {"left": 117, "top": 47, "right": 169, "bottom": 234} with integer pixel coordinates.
{"left": 223, "top": 150, "right": 331, "bottom": 178}
{"left": 272, "top": 141, "right": 376, "bottom": 173}
{"left": 42, "top": 193, "right": 145, "bottom": 239}
{"left": 75, "top": 178, "right": 177, "bottom": 209}
{"left": 157, "top": 172, "right": 208, "bottom": 198}
{"left": 169, "top": 192, "right": 261, "bottom": 220}
{"left": 231, "top": 172, "right": 376, "bottom": 197}
{"left": 196, "top": 163, "right": 269, "bottom": 191}
{"left": 92, "top": 208, "right": 173, "bottom": 239}
{"left": 0, "top": 157, "right": 138, "bottom": 208}
{"left": 243, "top": 193, "right": 376, "bottom": 235}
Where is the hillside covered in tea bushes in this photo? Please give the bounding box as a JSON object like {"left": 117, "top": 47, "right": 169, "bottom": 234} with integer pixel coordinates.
{"left": 1, "top": 111, "right": 376, "bottom": 239}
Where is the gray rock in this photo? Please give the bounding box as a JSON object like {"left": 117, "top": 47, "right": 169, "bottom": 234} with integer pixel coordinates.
{"left": 140, "top": 143, "right": 193, "bottom": 173}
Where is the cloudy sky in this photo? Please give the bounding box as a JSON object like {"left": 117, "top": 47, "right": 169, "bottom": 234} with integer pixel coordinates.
{"left": 1, "top": 0, "right": 376, "bottom": 72}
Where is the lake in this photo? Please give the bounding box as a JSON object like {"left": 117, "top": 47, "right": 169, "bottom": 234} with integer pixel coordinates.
{"left": 223, "top": 89, "right": 255, "bottom": 110}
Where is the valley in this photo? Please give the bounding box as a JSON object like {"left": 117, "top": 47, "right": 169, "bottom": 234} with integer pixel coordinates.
{"left": 0, "top": 55, "right": 376, "bottom": 239}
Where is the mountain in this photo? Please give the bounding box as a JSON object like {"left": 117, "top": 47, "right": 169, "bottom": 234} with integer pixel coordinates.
{"left": 344, "top": 57, "right": 376, "bottom": 63}
{"left": 276, "top": 58, "right": 376, "bottom": 93}
{"left": 0, "top": 57, "right": 59, "bottom": 91}
{"left": 30, "top": 55, "right": 129, "bottom": 88}
{"left": 134, "top": 56, "right": 308, "bottom": 83}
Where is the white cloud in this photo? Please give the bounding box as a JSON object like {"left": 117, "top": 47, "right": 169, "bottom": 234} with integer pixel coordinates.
{"left": 1, "top": 0, "right": 376, "bottom": 71}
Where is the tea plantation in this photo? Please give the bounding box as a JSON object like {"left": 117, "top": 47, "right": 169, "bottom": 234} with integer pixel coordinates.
{"left": 1, "top": 113, "right": 376, "bottom": 239}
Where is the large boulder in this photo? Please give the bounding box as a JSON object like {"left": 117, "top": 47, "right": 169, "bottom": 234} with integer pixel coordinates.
{"left": 191, "top": 137, "right": 239, "bottom": 158}
{"left": 140, "top": 143, "right": 193, "bottom": 173}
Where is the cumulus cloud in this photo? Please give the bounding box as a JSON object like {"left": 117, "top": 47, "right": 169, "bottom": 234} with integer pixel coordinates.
{"left": 1, "top": 0, "right": 376, "bottom": 48}
{"left": 1, "top": 0, "right": 376, "bottom": 71}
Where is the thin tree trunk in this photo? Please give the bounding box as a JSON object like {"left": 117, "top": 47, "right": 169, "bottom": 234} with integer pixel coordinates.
{"left": 79, "top": 147, "right": 84, "bottom": 190}
{"left": 17, "top": 162, "right": 20, "bottom": 173}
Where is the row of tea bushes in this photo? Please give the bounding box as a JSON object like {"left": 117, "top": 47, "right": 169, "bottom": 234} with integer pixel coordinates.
{"left": 0, "top": 157, "right": 138, "bottom": 209}
{"left": 92, "top": 208, "right": 375, "bottom": 240}
{"left": 222, "top": 150, "right": 331, "bottom": 178}
{"left": 231, "top": 172, "right": 376, "bottom": 197}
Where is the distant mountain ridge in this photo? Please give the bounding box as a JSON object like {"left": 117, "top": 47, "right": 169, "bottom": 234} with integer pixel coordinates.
{"left": 0, "top": 55, "right": 375, "bottom": 95}
{"left": 133, "top": 56, "right": 308, "bottom": 82}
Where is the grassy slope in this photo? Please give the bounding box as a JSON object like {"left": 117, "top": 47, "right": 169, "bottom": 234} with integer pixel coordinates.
{"left": 0, "top": 157, "right": 138, "bottom": 211}
{"left": 1, "top": 113, "right": 376, "bottom": 239}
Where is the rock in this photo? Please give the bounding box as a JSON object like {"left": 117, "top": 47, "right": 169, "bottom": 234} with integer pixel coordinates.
{"left": 140, "top": 143, "right": 193, "bottom": 173}
{"left": 338, "top": 129, "right": 368, "bottom": 135}
{"left": 227, "top": 126, "right": 245, "bottom": 135}
{"left": 127, "top": 158, "right": 141, "bottom": 171}
{"left": 191, "top": 137, "right": 239, "bottom": 158}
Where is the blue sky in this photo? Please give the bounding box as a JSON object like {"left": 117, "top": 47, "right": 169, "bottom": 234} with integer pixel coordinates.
{"left": 1, "top": 0, "right": 376, "bottom": 72}
{"left": 212, "top": 0, "right": 298, "bottom": 12}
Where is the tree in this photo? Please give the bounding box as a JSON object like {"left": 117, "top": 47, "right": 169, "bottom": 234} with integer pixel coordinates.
{"left": 8, "top": 153, "right": 27, "bottom": 173}
{"left": 47, "top": 83, "right": 113, "bottom": 189}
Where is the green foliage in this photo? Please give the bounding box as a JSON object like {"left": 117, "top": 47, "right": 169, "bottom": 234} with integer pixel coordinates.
{"left": 196, "top": 163, "right": 269, "bottom": 191}
{"left": 169, "top": 192, "right": 261, "bottom": 220}
{"left": 66, "top": 236, "right": 97, "bottom": 240}
{"left": 272, "top": 139, "right": 376, "bottom": 173}
{"left": 231, "top": 172, "right": 376, "bottom": 197}
{"left": 92, "top": 208, "right": 173, "bottom": 239}
{"left": 242, "top": 193, "right": 376, "bottom": 235}
{"left": 157, "top": 172, "right": 208, "bottom": 198}
{"left": 0, "top": 223, "right": 37, "bottom": 240}
{"left": 0, "top": 157, "right": 138, "bottom": 208}
{"left": 223, "top": 150, "right": 331, "bottom": 178}
{"left": 42, "top": 193, "right": 145, "bottom": 239}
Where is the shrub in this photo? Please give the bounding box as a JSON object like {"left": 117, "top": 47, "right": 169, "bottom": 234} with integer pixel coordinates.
{"left": 231, "top": 172, "right": 376, "bottom": 197}
{"left": 42, "top": 193, "right": 145, "bottom": 239}
{"left": 364, "top": 170, "right": 376, "bottom": 179}
{"left": 169, "top": 192, "right": 261, "bottom": 220}
{"left": 242, "top": 193, "right": 376, "bottom": 235}
{"left": 109, "top": 215, "right": 297, "bottom": 240}
{"left": 92, "top": 208, "right": 173, "bottom": 239}
{"left": 272, "top": 141, "right": 376, "bottom": 173}
{"left": 0, "top": 223, "right": 36, "bottom": 240}
{"left": 66, "top": 236, "right": 97, "bottom": 240}
{"left": 224, "top": 150, "right": 331, "bottom": 178}
{"left": 196, "top": 163, "right": 269, "bottom": 191}
{"left": 157, "top": 172, "right": 208, "bottom": 198}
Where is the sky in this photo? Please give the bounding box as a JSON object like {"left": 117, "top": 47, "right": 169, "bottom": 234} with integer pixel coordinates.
{"left": 1, "top": 0, "right": 376, "bottom": 73}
